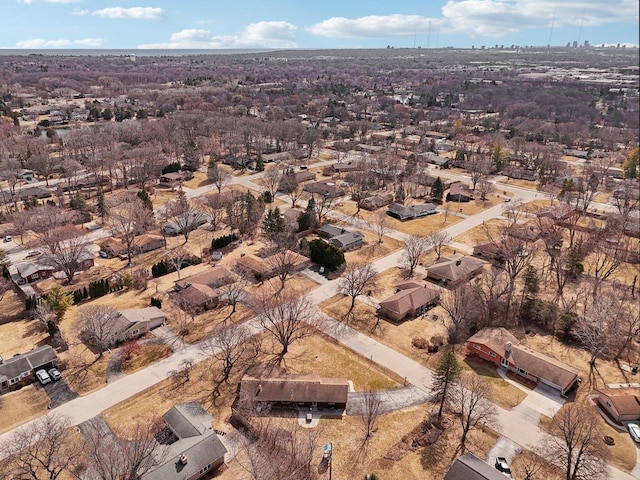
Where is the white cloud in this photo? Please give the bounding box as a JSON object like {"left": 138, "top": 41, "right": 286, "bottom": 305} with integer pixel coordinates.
{"left": 46, "top": 0, "right": 82, "bottom": 3}
{"left": 307, "top": 14, "right": 443, "bottom": 38}
{"left": 441, "top": 0, "right": 639, "bottom": 36}
{"left": 138, "top": 21, "right": 297, "bottom": 49}
{"left": 92, "top": 7, "right": 164, "bottom": 20}
{"left": 306, "top": 2, "right": 638, "bottom": 40}
{"left": 71, "top": 8, "right": 88, "bottom": 16}
{"left": 16, "top": 37, "right": 104, "bottom": 48}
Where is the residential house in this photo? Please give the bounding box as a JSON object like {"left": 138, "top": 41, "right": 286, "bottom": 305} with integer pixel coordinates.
{"left": 355, "top": 144, "right": 385, "bottom": 156}
{"left": 0, "top": 346, "right": 57, "bottom": 390}
{"left": 378, "top": 280, "right": 440, "bottom": 322}
{"left": 109, "top": 307, "right": 167, "bottom": 345}
{"left": 15, "top": 261, "right": 56, "bottom": 284}
{"left": 293, "top": 170, "right": 316, "bottom": 183}
{"left": 318, "top": 224, "right": 364, "bottom": 251}
{"left": 235, "top": 251, "right": 309, "bottom": 280}
{"left": 507, "top": 217, "right": 556, "bottom": 242}
{"left": 444, "top": 452, "right": 508, "bottom": 480}
{"left": 387, "top": 202, "right": 437, "bottom": 220}
{"left": 239, "top": 374, "right": 349, "bottom": 410}
{"left": 596, "top": 386, "right": 640, "bottom": 423}
{"left": 417, "top": 151, "right": 451, "bottom": 168}
{"left": 303, "top": 181, "right": 345, "bottom": 198}
{"left": 158, "top": 171, "right": 193, "bottom": 188}
{"left": 100, "top": 234, "right": 165, "bottom": 258}
{"left": 466, "top": 327, "right": 580, "bottom": 396}
{"left": 173, "top": 266, "right": 236, "bottom": 312}
{"left": 282, "top": 208, "right": 304, "bottom": 230}
{"left": 17, "top": 185, "right": 53, "bottom": 201}
{"left": 161, "top": 211, "right": 209, "bottom": 236}
{"left": 447, "top": 182, "right": 474, "bottom": 202}
{"left": 141, "top": 402, "right": 227, "bottom": 480}
{"left": 262, "top": 151, "right": 294, "bottom": 163}
{"left": 426, "top": 254, "right": 485, "bottom": 286}
{"left": 361, "top": 193, "right": 394, "bottom": 211}
{"left": 332, "top": 161, "right": 364, "bottom": 173}
{"left": 472, "top": 237, "right": 527, "bottom": 266}
{"left": 537, "top": 203, "right": 577, "bottom": 222}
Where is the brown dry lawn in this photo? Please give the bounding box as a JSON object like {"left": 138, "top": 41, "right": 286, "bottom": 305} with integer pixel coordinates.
{"left": 0, "top": 317, "right": 50, "bottom": 358}
{"left": 121, "top": 343, "right": 172, "bottom": 375}
{"left": 452, "top": 218, "right": 507, "bottom": 246}
{"left": 539, "top": 406, "right": 637, "bottom": 473}
{"left": 462, "top": 358, "right": 527, "bottom": 410}
{"left": 0, "top": 385, "right": 50, "bottom": 434}
{"left": 334, "top": 200, "right": 464, "bottom": 236}
{"left": 103, "top": 330, "right": 402, "bottom": 434}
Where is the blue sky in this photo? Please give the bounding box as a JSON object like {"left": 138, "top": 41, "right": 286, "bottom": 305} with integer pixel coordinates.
{"left": 3, "top": 0, "right": 638, "bottom": 50}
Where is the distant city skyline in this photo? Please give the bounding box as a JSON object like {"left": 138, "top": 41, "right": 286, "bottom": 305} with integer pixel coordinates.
{"left": 3, "top": 0, "right": 639, "bottom": 50}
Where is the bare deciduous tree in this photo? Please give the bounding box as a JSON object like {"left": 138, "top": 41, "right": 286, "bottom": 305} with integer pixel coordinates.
{"left": 541, "top": 402, "right": 609, "bottom": 480}
{"left": 75, "top": 416, "right": 166, "bottom": 480}
{"left": 451, "top": 372, "right": 497, "bottom": 454}
{"left": 1, "top": 413, "right": 83, "bottom": 480}
{"left": 360, "top": 388, "right": 381, "bottom": 446}
{"left": 78, "top": 305, "right": 120, "bottom": 356}
{"left": 260, "top": 167, "right": 284, "bottom": 201}
{"left": 162, "top": 191, "right": 200, "bottom": 244}
{"left": 337, "top": 262, "right": 377, "bottom": 318}
{"left": 368, "top": 209, "right": 390, "bottom": 244}
{"left": 439, "top": 284, "right": 477, "bottom": 344}
{"left": 107, "top": 195, "right": 154, "bottom": 266}
{"left": 401, "top": 234, "right": 430, "bottom": 278}
{"left": 426, "top": 231, "right": 451, "bottom": 259}
{"left": 254, "top": 288, "right": 318, "bottom": 365}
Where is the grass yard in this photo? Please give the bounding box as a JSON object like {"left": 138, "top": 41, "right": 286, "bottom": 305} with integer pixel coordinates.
{"left": 452, "top": 219, "right": 508, "bottom": 246}
{"left": 103, "top": 329, "right": 402, "bottom": 435}
{"left": 0, "top": 385, "right": 50, "bottom": 434}
{"left": 334, "top": 199, "right": 464, "bottom": 236}
{"left": 120, "top": 343, "right": 172, "bottom": 375}
{"left": 0, "top": 290, "right": 27, "bottom": 324}
{"left": 0, "top": 317, "right": 49, "bottom": 358}
{"left": 344, "top": 235, "right": 403, "bottom": 264}
{"left": 182, "top": 171, "right": 210, "bottom": 189}
{"left": 501, "top": 178, "right": 539, "bottom": 190}
{"left": 180, "top": 303, "right": 255, "bottom": 344}
{"left": 442, "top": 196, "right": 502, "bottom": 217}
{"left": 462, "top": 358, "right": 527, "bottom": 410}
{"left": 539, "top": 405, "right": 637, "bottom": 473}
{"left": 510, "top": 450, "right": 564, "bottom": 480}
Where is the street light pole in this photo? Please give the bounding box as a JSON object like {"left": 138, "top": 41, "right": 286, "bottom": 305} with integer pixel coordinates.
{"left": 329, "top": 442, "right": 332, "bottom": 480}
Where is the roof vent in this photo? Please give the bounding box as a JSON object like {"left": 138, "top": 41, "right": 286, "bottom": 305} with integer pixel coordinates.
{"left": 455, "top": 259, "right": 462, "bottom": 266}
{"left": 256, "top": 384, "right": 262, "bottom": 396}
{"left": 179, "top": 454, "right": 188, "bottom": 465}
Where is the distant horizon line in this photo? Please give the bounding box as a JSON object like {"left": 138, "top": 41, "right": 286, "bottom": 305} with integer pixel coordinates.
{"left": 0, "top": 44, "right": 638, "bottom": 55}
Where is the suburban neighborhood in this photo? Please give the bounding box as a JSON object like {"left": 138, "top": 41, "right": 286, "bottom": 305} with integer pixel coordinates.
{"left": 0, "top": 43, "right": 638, "bottom": 480}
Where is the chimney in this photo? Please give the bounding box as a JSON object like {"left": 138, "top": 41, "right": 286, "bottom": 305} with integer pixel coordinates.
{"left": 455, "top": 259, "right": 462, "bottom": 266}
{"left": 504, "top": 341, "right": 512, "bottom": 359}
{"left": 179, "top": 454, "right": 188, "bottom": 465}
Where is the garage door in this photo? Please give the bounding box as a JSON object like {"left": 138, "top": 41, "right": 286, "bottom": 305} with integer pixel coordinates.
{"left": 538, "top": 377, "right": 562, "bottom": 393}
{"left": 148, "top": 317, "right": 165, "bottom": 329}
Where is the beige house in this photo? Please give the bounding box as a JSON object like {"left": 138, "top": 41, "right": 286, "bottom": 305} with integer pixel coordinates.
{"left": 596, "top": 386, "right": 640, "bottom": 423}
{"left": 426, "top": 254, "right": 485, "bottom": 286}
{"left": 110, "top": 307, "right": 167, "bottom": 344}
{"left": 378, "top": 280, "right": 440, "bottom": 322}
{"left": 173, "top": 266, "right": 236, "bottom": 312}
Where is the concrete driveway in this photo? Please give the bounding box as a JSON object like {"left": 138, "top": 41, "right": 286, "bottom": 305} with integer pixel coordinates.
{"left": 487, "top": 436, "right": 522, "bottom": 472}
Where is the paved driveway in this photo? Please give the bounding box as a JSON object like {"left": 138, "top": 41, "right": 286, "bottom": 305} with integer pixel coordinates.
{"left": 43, "top": 379, "right": 79, "bottom": 409}
{"left": 487, "top": 436, "right": 521, "bottom": 471}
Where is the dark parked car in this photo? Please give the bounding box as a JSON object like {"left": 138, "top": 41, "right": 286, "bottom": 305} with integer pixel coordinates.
{"left": 495, "top": 457, "right": 512, "bottom": 477}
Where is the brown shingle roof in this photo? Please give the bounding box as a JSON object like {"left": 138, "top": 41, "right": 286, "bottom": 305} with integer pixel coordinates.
{"left": 240, "top": 375, "right": 349, "bottom": 404}
{"left": 175, "top": 266, "right": 234, "bottom": 290}
{"left": 426, "top": 254, "right": 485, "bottom": 283}
{"left": 467, "top": 327, "right": 519, "bottom": 355}
{"left": 379, "top": 284, "right": 440, "bottom": 318}
{"left": 597, "top": 387, "right": 640, "bottom": 418}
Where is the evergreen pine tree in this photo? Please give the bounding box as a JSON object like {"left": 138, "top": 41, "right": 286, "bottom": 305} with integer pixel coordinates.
{"left": 431, "top": 350, "right": 462, "bottom": 418}
{"left": 431, "top": 177, "right": 445, "bottom": 202}
{"left": 137, "top": 189, "right": 153, "bottom": 211}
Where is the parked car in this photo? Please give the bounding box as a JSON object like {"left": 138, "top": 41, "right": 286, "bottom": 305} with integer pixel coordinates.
{"left": 3, "top": 235, "right": 12, "bottom": 242}
{"left": 26, "top": 250, "right": 41, "bottom": 258}
{"left": 628, "top": 423, "right": 640, "bottom": 443}
{"left": 48, "top": 367, "right": 61, "bottom": 381}
{"left": 494, "top": 457, "right": 512, "bottom": 477}
{"left": 35, "top": 369, "right": 51, "bottom": 385}
{"left": 98, "top": 250, "right": 109, "bottom": 258}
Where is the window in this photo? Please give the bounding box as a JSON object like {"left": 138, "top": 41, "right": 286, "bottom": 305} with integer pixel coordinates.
{"left": 473, "top": 344, "right": 481, "bottom": 350}
{"left": 199, "top": 464, "right": 211, "bottom": 475}
{"left": 132, "top": 329, "right": 140, "bottom": 335}
{"left": 517, "top": 367, "right": 528, "bottom": 377}
{"left": 9, "top": 377, "right": 19, "bottom": 385}
{"left": 489, "top": 351, "right": 496, "bottom": 357}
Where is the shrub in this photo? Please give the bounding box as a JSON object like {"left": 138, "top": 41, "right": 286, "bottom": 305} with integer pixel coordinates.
{"left": 412, "top": 337, "right": 429, "bottom": 349}
{"left": 161, "top": 162, "right": 181, "bottom": 174}
{"left": 151, "top": 260, "right": 169, "bottom": 278}
{"left": 150, "top": 297, "right": 162, "bottom": 308}
{"left": 211, "top": 233, "right": 237, "bottom": 251}
{"left": 308, "top": 239, "right": 345, "bottom": 272}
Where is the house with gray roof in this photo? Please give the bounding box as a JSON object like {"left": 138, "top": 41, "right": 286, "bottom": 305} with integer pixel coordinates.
{"left": 318, "top": 224, "right": 364, "bottom": 251}
{"left": 444, "top": 452, "right": 507, "bottom": 480}
{"left": 387, "top": 202, "right": 437, "bottom": 221}
{"left": 0, "top": 345, "right": 57, "bottom": 390}
{"left": 142, "top": 402, "right": 227, "bottom": 480}
{"left": 426, "top": 254, "right": 486, "bottom": 287}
